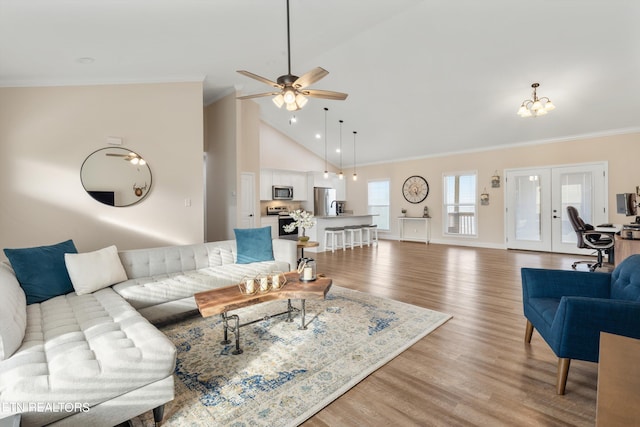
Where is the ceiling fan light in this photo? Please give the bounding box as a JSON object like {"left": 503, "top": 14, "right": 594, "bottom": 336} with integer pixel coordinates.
{"left": 285, "top": 102, "right": 298, "bottom": 111}
{"left": 283, "top": 88, "right": 296, "bottom": 104}
{"left": 139, "top": 159, "right": 146, "bottom": 166}
{"left": 130, "top": 158, "right": 139, "bottom": 165}
{"left": 272, "top": 94, "right": 285, "bottom": 108}
{"left": 295, "top": 93, "right": 308, "bottom": 108}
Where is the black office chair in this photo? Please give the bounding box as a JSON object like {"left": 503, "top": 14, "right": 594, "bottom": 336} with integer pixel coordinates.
{"left": 567, "top": 206, "right": 614, "bottom": 271}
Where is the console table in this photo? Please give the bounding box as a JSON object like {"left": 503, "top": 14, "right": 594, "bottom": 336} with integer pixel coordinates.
{"left": 398, "top": 217, "right": 431, "bottom": 244}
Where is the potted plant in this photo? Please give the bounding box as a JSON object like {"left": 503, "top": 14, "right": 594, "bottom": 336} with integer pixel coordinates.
{"left": 401, "top": 208, "right": 407, "bottom": 217}
{"left": 283, "top": 209, "right": 316, "bottom": 242}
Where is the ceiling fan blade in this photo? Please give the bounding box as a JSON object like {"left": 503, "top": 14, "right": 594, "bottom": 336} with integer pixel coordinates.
{"left": 237, "top": 70, "right": 281, "bottom": 88}
{"left": 237, "top": 92, "right": 281, "bottom": 100}
{"left": 293, "top": 67, "right": 329, "bottom": 89}
{"left": 301, "top": 89, "right": 348, "bottom": 100}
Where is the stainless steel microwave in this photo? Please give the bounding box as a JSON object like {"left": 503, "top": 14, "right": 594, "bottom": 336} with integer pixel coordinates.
{"left": 272, "top": 185, "right": 293, "bottom": 200}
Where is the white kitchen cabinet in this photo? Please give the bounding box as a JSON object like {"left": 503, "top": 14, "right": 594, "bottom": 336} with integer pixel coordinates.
{"left": 260, "top": 170, "right": 273, "bottom": 200}
{"left": 263, "top": 169, "right": 308, "bottom": 201}
{"left": 260, "top": 216, "right": 279, "bottom": 239}
{"left": 291, "top": 173, "right": 307, "bottom": 201}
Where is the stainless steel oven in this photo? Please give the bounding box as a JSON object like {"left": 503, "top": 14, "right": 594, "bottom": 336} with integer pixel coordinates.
{"left": 278, "top": 215, "right": 298, "bottom": 240}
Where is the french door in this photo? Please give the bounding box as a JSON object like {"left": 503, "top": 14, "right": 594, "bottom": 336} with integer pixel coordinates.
{"left": 506, "top": 163, "right": 608, "bottom": 254}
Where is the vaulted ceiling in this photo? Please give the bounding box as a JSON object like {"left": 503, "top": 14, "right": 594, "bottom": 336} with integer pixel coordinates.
{"left": 2, "top": 0, "right": 639, "bottom": 168}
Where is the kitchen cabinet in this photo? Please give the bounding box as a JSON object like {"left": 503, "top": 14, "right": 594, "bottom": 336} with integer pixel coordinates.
{"left": 260, "top": 216, "right": 279, "bottom": 239}
{"left": 261, "top": 169, "right": 308, "bottom": 201}
{"left": 260, "top": 170, "right": 273, "bottom": 201}
{"left": 291, "top": 173, "right": 307, "bottom": 201}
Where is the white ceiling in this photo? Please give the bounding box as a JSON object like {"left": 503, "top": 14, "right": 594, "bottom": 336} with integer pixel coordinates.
{"left": 2, "top": 0, "right": 639, "bottom": 168}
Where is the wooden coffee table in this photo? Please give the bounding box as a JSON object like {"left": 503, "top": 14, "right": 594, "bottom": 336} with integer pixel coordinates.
{"left": 194, "top": 272, "right": 332, "bottom": 355}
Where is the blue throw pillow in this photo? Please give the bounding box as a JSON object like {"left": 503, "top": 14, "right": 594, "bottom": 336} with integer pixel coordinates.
{"left": 234, "top": 227, "right": 274, "bottom": 264}
{"left": 4, "top": 239, "right": 78, "bottom": 304}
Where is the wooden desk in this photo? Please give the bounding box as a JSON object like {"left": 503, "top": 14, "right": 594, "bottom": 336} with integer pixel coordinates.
{"left": 614, "top": 236, "right": 640, "bottom": 265}
{"left": 596, "top": 332, "right": 640, "bottom": 426}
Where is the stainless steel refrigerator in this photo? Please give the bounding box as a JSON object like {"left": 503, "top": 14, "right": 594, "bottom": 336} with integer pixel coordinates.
{"left": 313, "top": 187, "right": 337, "bottom": 217}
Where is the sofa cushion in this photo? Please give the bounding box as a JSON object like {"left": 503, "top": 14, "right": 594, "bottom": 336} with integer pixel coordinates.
{"left": 0, "top": 263, "right": 27, "bottom": 361}
{"left": 113, "top": 261, "right": 287, "bottom": 310}
{"left": 65, "top": 245, "right": 128, "bottom": 295}
{"left": 234, "top": 227, "right": 274, "bottom": 264}
{"left": 3, "top": 239, "right": 78, "bottom": 304}
{"left": 0, "top": 288, "right": 176, "bottom": 412}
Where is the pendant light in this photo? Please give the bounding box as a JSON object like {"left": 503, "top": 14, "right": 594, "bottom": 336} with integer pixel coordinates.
{"left": 517, "top": 82, "right": 556, "bottom": 118}
{"left": 338, "top": 120, "right": 344, "bottom": 180}
{"left": 323, "top": 108, "right": 329, "bottom": 179}
{"left": 352, "top": 131, "right": 358, "bottom": 181}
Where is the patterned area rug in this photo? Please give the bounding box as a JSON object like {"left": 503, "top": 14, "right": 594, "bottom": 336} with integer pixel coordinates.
{"left": 138, "top": 285, "right": 451, "bottom": 426}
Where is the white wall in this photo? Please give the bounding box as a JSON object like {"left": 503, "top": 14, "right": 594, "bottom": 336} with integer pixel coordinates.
{"left": 344, "top": 133, "right": 640, "bottom": 248}
{"left": 0, "top": 82, "right": 204, "bottom": 253}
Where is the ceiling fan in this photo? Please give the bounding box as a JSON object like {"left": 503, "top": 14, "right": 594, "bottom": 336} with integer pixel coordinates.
{"left": 106, "top": 152, "right": 146, "bottom": 165}
{"left": 236, "top": 0, "right": 348, "bottom": 111}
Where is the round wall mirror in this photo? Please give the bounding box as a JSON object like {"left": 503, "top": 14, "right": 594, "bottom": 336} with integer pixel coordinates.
{"left": 81, "top": 147, "right": 152, "bottom": 207}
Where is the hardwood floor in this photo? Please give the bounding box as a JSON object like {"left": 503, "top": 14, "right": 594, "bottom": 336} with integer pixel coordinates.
{"left": 302, "top": 240, "right": 603, "bottom": 427}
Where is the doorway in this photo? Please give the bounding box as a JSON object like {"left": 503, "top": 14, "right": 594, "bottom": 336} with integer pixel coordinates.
{"left": 239, "top": 172, "right": 256, "bottom": 229}
{"left": 505, "top": 162, "right": 608, "bottom": 254}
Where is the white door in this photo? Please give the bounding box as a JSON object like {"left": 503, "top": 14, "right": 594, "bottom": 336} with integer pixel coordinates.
{"left": 240, "top": 172, "right": 256, "bottom": 229}
{"left": 551, "top": 164, "right": 608, "bottom": 254}
{"left": 506, "top": 168, "right": 552, "bottom": 251}
{"left": 506, "top": 162, "right": 608, "bottom": 253}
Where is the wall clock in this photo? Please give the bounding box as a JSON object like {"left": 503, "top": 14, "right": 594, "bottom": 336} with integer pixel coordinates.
{"left": 402, "top": 175, "right": 429, "bottom": 204}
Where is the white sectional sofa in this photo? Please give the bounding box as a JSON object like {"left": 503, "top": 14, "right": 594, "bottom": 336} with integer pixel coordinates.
{"left": 0, "top": 237, "right": 297, "bottom": 427}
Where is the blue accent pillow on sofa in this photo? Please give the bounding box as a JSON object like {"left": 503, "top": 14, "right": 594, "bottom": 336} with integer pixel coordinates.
{"left": 234, "top": 227, "right": 274, "bottom": 264}
{"left": 4, "top": 239, "right": 78, "bottom": 304}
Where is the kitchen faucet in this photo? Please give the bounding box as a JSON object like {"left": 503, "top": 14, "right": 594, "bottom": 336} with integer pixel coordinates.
{"left": 330, "top": 200, "right": 338, "bottom": 215}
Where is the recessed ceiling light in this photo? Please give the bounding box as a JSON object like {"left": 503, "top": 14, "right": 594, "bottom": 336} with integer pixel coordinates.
{"left": 315, "top": 133, "right": 321, "bottom": 139}
{"left": 336, "top": 148, "right": 341, "bottom": 153}
{"left": 76, "top": 57, "right": 95, "bottom": 64}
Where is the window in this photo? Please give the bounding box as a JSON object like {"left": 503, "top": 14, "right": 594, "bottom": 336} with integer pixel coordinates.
{"left": 443, "top": 172, "right": 477, "bottom": 236}
{"left": 368, "top": 179, "right": 390, "bottom": 230}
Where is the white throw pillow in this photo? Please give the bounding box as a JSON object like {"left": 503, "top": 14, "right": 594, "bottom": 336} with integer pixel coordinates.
{"left": 0, "top": 262, "right": 27, "bottom": 360}
{"left": 65, "top": 245, "right": 128, "bottom": 295}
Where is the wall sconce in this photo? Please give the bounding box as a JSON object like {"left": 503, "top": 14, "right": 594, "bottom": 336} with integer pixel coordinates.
{"left": 491, "top": 171, "right": 500, "bottom": 188}
{"left": 480, "top": 188, "right": 490, "bottom": 206}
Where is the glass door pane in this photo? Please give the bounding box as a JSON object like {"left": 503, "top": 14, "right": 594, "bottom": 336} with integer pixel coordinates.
{"left": 514, "top": 175, "right": 542, "bottom": 241}
{"left": 506, "top": 168, "right": 551, "bottom": 251}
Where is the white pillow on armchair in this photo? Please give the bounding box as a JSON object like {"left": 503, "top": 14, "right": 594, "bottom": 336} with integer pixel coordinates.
{"left": 0, "top": 262, "right": 27, "bottom": 361}
{"left": 65, "top": 245, "right": 128, "bottom": 295}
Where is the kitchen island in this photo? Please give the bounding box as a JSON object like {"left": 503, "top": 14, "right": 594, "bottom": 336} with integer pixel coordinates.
{"left": 304, "top": 214, "right": 376, "bottom": 252}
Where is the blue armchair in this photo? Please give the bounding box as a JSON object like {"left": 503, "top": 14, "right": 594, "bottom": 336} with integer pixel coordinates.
{"left": 522, "top": 254, "right": 640, "bottom": 394}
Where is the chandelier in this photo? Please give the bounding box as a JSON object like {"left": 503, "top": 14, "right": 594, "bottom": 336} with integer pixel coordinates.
{"left": 517, "top": 83, "right": 555, "bottom": 118}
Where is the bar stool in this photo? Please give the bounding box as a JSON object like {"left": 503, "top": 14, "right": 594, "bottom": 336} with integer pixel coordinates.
{"left": 367, "top": 224, "right": 379, "bottom": 246}
{"left": 324, "top": 227, "right": 346, "bottom": 252}
{"left": 360, "top": 224, "right": 372, "bottom": 246}
{"left": 344, "top": 225, "right": 363, "bottom": 249}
